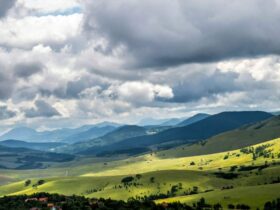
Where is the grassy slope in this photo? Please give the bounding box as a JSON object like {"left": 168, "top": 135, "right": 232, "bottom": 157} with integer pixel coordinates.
{"left": 157, "top": 183, "right": 280, "bottom": 209}
{"left": 0, "top": 138, "right": 279, "bottom": 208}
{"left": 157, "top": 116, "right": 280, "bottom": 158}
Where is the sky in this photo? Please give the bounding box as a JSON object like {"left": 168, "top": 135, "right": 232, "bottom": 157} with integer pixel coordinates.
{"left": 0, "top": 0, "right": 280, "bottom": 132}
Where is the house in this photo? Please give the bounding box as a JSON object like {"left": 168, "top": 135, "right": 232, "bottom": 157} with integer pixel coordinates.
{"left": 25, "top": 198, "right": 38, "bottom": 202}
{"left": 47, "top": 203, "right": 62, "bottom": 210}
{"left": 38, "top": 197, "right": 48, "bottom": 202}
{"left": 50, "top": 206, "right": 62, "bottom": 210}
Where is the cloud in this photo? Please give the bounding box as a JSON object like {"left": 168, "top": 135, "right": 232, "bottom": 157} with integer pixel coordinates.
{"left": 0, "top": 14, "right": 82, "bottom": 49}
{"left": 14, "top": 62, "right": 43, "bottom": 78}
{"left": 17, "top": 0, "right": 80, "bottom": 14}
{"left": 0, "top": 0, "right": 16, "bottom": 18}
{"left": 0, "top": 106, "right": 16, "bottom": 120}
{"left": 24, "top": 99, "right": 61, "bottom": 118}
{"left": 0, "top": 68, "right": 14, "bottom": 100}
{"left": 116, "top": 81, "right": 174, "bottom": 106}
{"left": 83, "top": 0, "right": 280, "bottom": 68}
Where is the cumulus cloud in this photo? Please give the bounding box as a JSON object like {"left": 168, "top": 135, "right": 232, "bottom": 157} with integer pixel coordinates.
{"left": 24, "top": 99, "right": 61, "bottom": 118}
{"left": 1, "top": 0, "right": 280, "bottom": 131}
{"left": 0, "top": 14, "right": 82, "bottom": 49}
{"left": 116, "top": 81, "right": 173, "bottom": 105}
{"left": 83, "top": 0, "right": 280, "bottom": 68}
{"left": 0, "top": 0, "right": 16, "bottom": 18}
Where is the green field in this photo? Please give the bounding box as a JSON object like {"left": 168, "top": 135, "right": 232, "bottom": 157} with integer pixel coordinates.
{"left": 0, "top": 138, "right": 279, "bottom": 208}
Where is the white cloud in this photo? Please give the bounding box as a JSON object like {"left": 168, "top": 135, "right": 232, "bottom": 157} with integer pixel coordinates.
{"left": 116, "top": 81, "right": 174, "bottom": 105}
{"left": 0, "top": 14, "right": 83, "bottom": 48}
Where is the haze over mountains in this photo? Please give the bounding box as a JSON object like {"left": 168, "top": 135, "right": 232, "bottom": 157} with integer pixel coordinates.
{"left": 0, "top": 122, "right": 121, "bottom": 143}
{"left": 0, "top": 110, "right": 277, "bottom": 169}
{"left": 75, "top": 111, "right": 272, "bottom": 156}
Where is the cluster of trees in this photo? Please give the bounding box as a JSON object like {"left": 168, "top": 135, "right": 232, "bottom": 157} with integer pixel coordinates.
{"left": 239, "top": 144, "right": 278, "bottom": 160}
{"left": 213, "top": 172, "right": 239, "bottom": 179}
{"left": 24, "top": 179, "right": 46, "bottom": 189}
{"left": 0, "top": 193, "right": 278, "bottom": 210}
{"left": 264, "top": 198, "right": 280, "bottom": 210}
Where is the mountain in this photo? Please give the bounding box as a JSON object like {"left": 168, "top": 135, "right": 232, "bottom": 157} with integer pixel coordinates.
{"left": 138, "top": 117, "right": 188, "bottom": 126}
{"left": 138, "top": 118, "right": 171, "bottom": 126}
{"left": 78, "top": 111, "right": 273, "bottom": 156}
{"left": 0, "top": 145, "right": 74, "bottom": 169}
{"left": 271, "top": 111, "right": 280, "bottom": 116}
{"left": 0, "top": 122, "right": 121, "bottom": 143}
{"left": 178, "top": 113, "right": 210, "bottom": 126}
{"left": 159, "top": 118, "right": 184, "bottom": 126}
{"left": 158, "top": 115, "right": 280, "bottom": 158}
{"left": 0, "top": 127, "right": 38, "bottom": 141}
{"left": 61, "top": 126, "right": 117, "bottom": 144}
{"left": 0, "top": 140, "right": 65, "bottom": 151}
{"left": 57, "top": 125, "right": 148, "bottom": 154}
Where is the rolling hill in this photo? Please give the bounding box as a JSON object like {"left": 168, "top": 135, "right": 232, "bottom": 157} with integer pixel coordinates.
{"left": 158, "top": 115, "right": 280, "bottom": 158}
{"left": 56, "top": 125, "right": 149, "bottom": 154}
{"left": 0, "top": 122, "right": 120, "bottom": 143}
{"left": 177, "top": 113, "right": 210, "bottom": 126}
{"left": 0, "top": 145, "right": 75, "bottom": 170}
{"left": 61, "top": 126, "right": 117, "bottom": 144}
{"left": 79, "top": 111, "right": 273, "bottom": 156}
{"left": 0, "top": 137, "right": 279, "bottom": 209}
{"left": 0, "top": 140, "right": 66, "bottom": 151}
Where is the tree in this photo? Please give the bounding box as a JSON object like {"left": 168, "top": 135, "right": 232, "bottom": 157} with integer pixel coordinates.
{"left": 37, "top": 180, "right": 45, "bottom": 186}
{"left": 25, "top": 180, "right": 31, "bottom": 187}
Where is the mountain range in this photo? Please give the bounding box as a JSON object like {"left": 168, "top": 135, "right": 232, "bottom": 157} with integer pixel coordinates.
{"left": 0, "top": 122, "right": 120, "bottom": 143}
{"left": 76, "top": 111, "right": 273, "bottom": 156}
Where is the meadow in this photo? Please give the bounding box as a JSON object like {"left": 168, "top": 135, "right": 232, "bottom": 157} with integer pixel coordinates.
{"left": 0, "top": 138, "right": 279, "bottom": 208}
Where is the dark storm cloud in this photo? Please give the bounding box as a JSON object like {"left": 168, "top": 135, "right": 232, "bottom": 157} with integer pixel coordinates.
{"left": 0, "top": 106, "right": 16, "bottom": 120}
{"left": 24, "top": 100, "right": 61, "bottom": 118}
{"left": 0, "top": 0, "right": 16, "bottom": 18}
{"left": 84, "top": 0, "right": 280, "bottom": 68}
{"left": 53, "top": 75, "right": 108, "bottom": 99}
{"left": 14, "top": 62, "right": 44, "bottom": 78}
{"left": 170, "top": 70, "right": 240, "bottom": 102}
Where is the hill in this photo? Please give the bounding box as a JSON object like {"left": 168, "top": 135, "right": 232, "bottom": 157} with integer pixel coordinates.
{"left": 0, "top": 145, "right": 75, "bottom": 170}
{"left": 61, "top": 126, "right": 117, "bottom": 144}
{"left": 79, "top": 111, "right": 273, "bottom": 156}
{"left": 0, "top": 127, "right": 38, "bottom": 141}
{"left": 158, "top": 115, "right": 280, "bottom": 158}
{"left": 177, "top": 113, "right": 210, "bottom": 126}
{"left": 0, "top": 140, "right": 65, "bottom": 151}
{"left": 0, "top": 122, "right": 120, "bottom": 143}
{"left": 0, "top": 138, "right": 279, "bottom": 209}
{"left": 57, "top": 125, "right": 148, "bottom": 154}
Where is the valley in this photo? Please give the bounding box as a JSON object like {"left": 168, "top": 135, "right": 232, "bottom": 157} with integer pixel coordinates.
{"left": 0, "top": 111, "right": 279, "bottom": 209}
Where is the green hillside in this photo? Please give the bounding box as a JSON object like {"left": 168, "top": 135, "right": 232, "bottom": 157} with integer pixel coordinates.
{"left": 158, "top": 116, "right": 280, "bottom": 158}
{"left": 56, "top": 125, "right": 148, "bottom": 154}
{"left": 0, "top": 138, "right": 279, "bottom": 208}
{"left": 0, "top": 146, "right": 74, "bottom": 170}
{"left": 80, "top": 111, "right": 273, "bottom": 157}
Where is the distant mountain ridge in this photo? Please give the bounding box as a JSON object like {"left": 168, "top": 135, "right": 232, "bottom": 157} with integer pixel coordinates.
{"left": 0, "top": 122, "right": 121, "bottom": 143}
{"left": 158, "top": 115, "right": 280, "bottom": 158}
{"left": 0, "top": 140, "right": 65, "bottom": 151}
{"left": 0, "top": 144, "right": 74, "bottom": 169}
{"left": 78, "top": 111, "right": 273, "bottom": 156}
{"left": 178, "top": 113, "right": 210, "bottom": 126}
{"left": 56, "top": 125, "right": 148, "bottom": 154}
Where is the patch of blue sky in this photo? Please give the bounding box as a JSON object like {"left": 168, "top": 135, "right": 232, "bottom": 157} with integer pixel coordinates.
{"left": 35, "top": 6, "right": 82, "bottom": 17}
